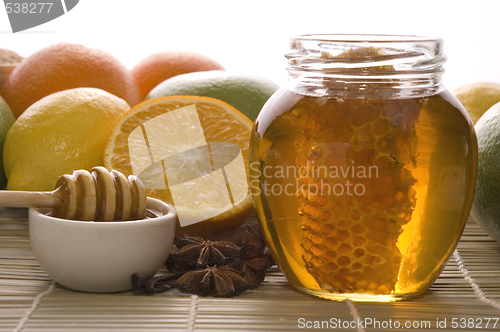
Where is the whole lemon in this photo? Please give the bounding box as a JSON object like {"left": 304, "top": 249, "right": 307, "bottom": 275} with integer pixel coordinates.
{"left": 0, "top": 96, "right": 15, "bottom": 188}
{"left": 146, "top": 71, "right": 279, "bottom": 121}
{"left": 453, "top": 82, "right": 500, "bottom": 124}
{"left": 4, "top": 88, "right": 130, "bottom": 191}
{"left": 471, "top": 101, "right": 500, "bottom": 242}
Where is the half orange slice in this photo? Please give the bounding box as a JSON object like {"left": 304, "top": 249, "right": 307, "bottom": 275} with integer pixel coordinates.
{"left": 104, "top": 96, "right": 254, "bottom": 237}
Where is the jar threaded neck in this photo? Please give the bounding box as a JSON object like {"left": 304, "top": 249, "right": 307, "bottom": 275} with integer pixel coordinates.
{"left": 286, "top": 34, "right": 446, "bottom": 98}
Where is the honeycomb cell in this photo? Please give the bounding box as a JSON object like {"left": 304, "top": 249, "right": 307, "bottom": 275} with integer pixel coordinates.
{"left": 310, "top": 245, "right": 325, "bottom": 256}
{"left": 321, "top": 224, "right": 336, "bottom": 236}
{"left": 320, "top": 211, "right": 333, "bottom": 222}
{"left": 323, "top": 238, "right": 338, "bottom": 250}
{"left": 350, "top": 210, "right": 362, "bottom": 221}
{"left": 317, "top": 196, "right": 330, "bottom": 207}
{"left": 337, "top": 230, "right": 350, "bottom": 241}
{"left": 372, "top": 118, "right": 391, "bottom": 136}
{"left": 352, "top": 263, "right": 363, "bottom": 270}
{"left": 326, "top": 262, "right": 338, "bottom": 272}
{"left": 354, "top": 248, "right": 365, "bottom": 258}
{"left": 310, "top": 233, "right": 323, "bottom": 244}
{"left": 304, "top": 204, "right": 321, "bottom": 218}
{"left": 306, "top": 218, "right": 322, "bottom": 231}
{"left": 338, "top": 243, "right": 352, "bottom": 254}
{"left": 353, "top": 236, "right": 367, "bottom": 247}
{"left": 325, "top": 251, "right": 337, "bottom": 261}
{"left": 338, "top": 256, "right": 351, "bottom": 266}
{"left": 311, "top": 257, "right": 324, "bottom": 267}
{"left": 351, "top": 224, "right": 365, "bottom": 234}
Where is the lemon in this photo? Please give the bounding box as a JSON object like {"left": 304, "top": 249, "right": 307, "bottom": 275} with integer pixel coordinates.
{"left": 146, "top": 71, "right": 279, "bottom": 121}
{"left": 4, "top": 88, "right": 130, "bottom": 191}
{"left": 471, "top": 101, "right": 500, "bottom": 242}
{"left": 0, "top": 96, "right": 15, "bottom": 188}
{"left": 453, "top": 82, "right": 500, "bottom": 124}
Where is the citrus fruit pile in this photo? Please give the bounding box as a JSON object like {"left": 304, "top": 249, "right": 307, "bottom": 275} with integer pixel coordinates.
{"left": 0, "top": 42, "right": 278, "bottom": 237}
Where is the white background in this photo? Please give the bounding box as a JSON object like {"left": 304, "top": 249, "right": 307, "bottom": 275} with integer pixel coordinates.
{"left": 0, "top": 0, "right": 499, "bottom": 90}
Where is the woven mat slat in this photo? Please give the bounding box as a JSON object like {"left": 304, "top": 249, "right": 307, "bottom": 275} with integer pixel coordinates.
{"left": 2, "top": 208, "right": 500, "bottom": 332}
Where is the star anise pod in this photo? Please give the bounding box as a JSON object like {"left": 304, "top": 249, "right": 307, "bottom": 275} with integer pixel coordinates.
{"left": 232, "top": 255, "right": 272, "bottom": 287}
{"left": 207, "top": 224, "right": 262, "bottom": 246}
{"left": 240, "top": 225, "right": 267, "bottom": 259}
{"left": 167, "top": 235, "right": 241, "bottom": 271}
{"left": 174, "top": 266, "right": 253, "bottom": 297}
{"left": 173, "top": 234, "right": 203, "bottom": 249}
{"left": 131, "top": 271, "right": 184, "bottom": 294}
{"left": 231, "top": 225, "right": 274, "bottom": 286}
{"left": 135, "top": 225, "right": 275, "bottom": 297}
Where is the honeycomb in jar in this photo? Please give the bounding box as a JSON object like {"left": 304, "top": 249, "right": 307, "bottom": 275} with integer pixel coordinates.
{"left": 290, "top": 96, "right": 419, "bottom": 295}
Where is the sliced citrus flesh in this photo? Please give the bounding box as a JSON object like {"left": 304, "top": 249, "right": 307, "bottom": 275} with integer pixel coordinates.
{"left": 104, "top": 96, "right": 254, "bottom": 237}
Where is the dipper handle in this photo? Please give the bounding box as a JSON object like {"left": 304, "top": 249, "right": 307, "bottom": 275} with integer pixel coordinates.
{"left": 0, "top": 167, "right": 147, "bottom": 221}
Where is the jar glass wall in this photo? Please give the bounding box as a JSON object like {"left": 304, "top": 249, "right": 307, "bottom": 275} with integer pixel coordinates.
{"left": 250, "top": 34, "right": 477, "bottom": 302}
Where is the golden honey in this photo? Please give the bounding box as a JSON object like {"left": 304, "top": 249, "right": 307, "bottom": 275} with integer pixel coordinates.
{"left": 250, "top": 35, "right": 477, "bottom": 302}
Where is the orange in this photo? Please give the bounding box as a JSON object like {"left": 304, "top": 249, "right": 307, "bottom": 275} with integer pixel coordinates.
{"left": 104, "top": 96, "right": 253, "bottom": 237}
{"left": 131, "top": 51, "right": 224, "bottom": 100}
{"left": 1, "top": 43, "right": 141, "bottom": 118}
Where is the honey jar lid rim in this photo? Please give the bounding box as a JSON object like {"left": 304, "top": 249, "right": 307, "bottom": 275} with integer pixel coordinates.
{"left": 291, "top": 34, "right": 443, "bottom": 44}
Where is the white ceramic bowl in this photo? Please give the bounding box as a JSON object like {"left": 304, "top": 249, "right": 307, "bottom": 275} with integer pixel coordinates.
{"left": 29, "top": 197, "right": 176, "bottom": 293}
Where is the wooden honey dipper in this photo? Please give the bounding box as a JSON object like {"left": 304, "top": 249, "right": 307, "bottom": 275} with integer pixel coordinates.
{"left": 0, "top": 167, "right": 147, "bottom": 221}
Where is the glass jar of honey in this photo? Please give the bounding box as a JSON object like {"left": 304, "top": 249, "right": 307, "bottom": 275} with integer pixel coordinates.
{"left": 250, "top": 34, "right": 477, "bottom": 302}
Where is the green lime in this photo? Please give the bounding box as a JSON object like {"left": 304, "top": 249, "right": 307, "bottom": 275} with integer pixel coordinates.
{"left": 471, "top": 101, "right": 500, "bottom": 242}
{"left": 0, "top": 96, "right": 15, "bottom": 188}
{"left": 146, "top": 71, "right": 279, "bottom": 121}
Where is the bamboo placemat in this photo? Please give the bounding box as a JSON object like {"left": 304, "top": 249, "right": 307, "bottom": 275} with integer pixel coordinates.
{"left": 1, "top": 208, "right": 500, "bottom": 332}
